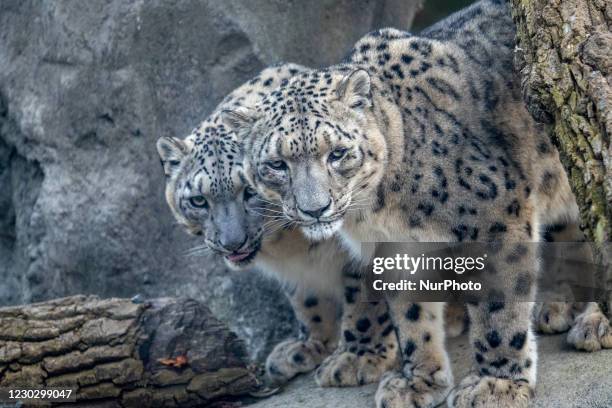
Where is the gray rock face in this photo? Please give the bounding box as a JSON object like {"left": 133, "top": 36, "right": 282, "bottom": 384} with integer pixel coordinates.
{"left": 0, "top": 0, "right": 421, "bottom": 361}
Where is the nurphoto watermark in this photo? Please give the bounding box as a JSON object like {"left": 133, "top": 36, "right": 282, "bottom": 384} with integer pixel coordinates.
{"left": 359, "top": 242, "right": 610, "bottom": 303}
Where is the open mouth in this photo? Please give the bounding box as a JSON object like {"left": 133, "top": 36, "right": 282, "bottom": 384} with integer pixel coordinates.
{"left": 224, "top": 241, "right": 261, "bottom": 265}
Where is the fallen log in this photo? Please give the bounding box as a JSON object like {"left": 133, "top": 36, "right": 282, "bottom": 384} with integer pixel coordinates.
{"left": 0, "top": 295, "right": 260, "bottom": 407}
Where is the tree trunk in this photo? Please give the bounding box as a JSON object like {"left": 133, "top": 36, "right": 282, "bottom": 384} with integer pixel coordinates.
{"left": 511, "top": 0, "right": 611, "bottom": 247}
{"left": 0, "top": 295, "right": 259, "bottom": 407}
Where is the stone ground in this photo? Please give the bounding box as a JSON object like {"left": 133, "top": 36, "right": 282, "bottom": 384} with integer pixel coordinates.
{"left": 249, "top": 333, "right": 612, "bottom": 408}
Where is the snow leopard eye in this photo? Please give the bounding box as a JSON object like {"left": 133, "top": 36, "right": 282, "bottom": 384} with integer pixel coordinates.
{"left": 188, "top": 195, "right": 208, "bottom": 209}
{"left": 328, "top": 147, "right": 348, "bottom": 162}
{"left": 266, "top": 160, "right": 288, "bottom": 171}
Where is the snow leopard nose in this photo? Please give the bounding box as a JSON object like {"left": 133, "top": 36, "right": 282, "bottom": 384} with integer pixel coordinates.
{"left": 298, "top": 199, "right": 331, "bottom": 219}
{"left": 220, "top": 233, "right": 248, "bottom": 252}
{"left": 215, "top": 201, "right": 249, "bottom": 252}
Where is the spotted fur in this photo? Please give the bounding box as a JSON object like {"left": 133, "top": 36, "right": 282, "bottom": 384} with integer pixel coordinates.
{"left": 225, "top": 1, "right": 610, "bottom": 407}
{"left": 157, "top": 63, "right": 411, "bottom": 386}
{"left": 158, "top": 63, "right": 344, "bottom": 384}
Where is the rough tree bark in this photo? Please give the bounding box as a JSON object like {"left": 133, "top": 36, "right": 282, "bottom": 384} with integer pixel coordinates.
{"left": 511, "top": 0, "right": 612, "bottom": 311}
{"left": 511, "top": 1, "right": 611, "bottom": 254}
{"left": 0, "top": 296, "right": 259, "bottom": 407}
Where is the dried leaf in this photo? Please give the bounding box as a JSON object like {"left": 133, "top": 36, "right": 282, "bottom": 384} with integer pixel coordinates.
{"left": 157, "top": 355, "right": 189, "bottom": 368}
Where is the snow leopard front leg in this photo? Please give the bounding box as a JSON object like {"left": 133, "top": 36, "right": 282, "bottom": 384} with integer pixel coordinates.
{"left": 375, "top": 301, "right": 453, "bottom": 408}
{"left": 534, "top": 222, "right": 588, "bottom": 334}
{"left": 567, "top": 301, "right": 612, "bottom": 351}
{"left": 535, "top": 221, "right": 612, "bottom": 350}
{"left": 448, "top": 240, "right": 538, "bottom": 408}
{"left": 266, "top": 285, "right": 340, "bottom": 384}
{"left": 315, "top": 261, "right": 400, "bottom": 387}
{"left": 566, "top": 236, "right": 612, "bottom": 350}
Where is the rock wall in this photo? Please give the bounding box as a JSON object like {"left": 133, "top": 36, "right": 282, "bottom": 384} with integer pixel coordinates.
{"left": 0, "top": 0, "right": 422, "bottom": 361}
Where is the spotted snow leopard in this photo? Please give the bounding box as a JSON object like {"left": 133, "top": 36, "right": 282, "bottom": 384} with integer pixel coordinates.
{"left": 157, "top": 63, "right": 405, "bottom": 385}
{"left": 223, "top": 1, "right": 612, "bottom": 407}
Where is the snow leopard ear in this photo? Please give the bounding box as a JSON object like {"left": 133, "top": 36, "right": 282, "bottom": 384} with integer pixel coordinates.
{"left": 221, "top": 107, "right": 259, "bottom": 137}
{"left": 336, "top": 69, "right": 371, "bottom": 111}
{"left": 156, "top": 136, "right": 190, "bottom": 178}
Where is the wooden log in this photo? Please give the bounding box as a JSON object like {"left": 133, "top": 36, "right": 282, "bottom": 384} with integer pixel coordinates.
{"left": 0, "top": 295, "right": 259, "bottom": 407}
